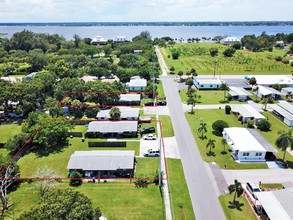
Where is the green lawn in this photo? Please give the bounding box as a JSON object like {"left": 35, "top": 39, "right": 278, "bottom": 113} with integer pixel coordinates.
{"left": 179, "top": 89, "right": 245, "bottom": 104}
{"left": 18, "top": 135, "right": 141, "bottom": 178}
{"left": 161, "top": 43, "right": 292, "bottom": 75}
{"left": 159, "top": 115, "right": 174, "bottom": 137}
{"left": 8, "top": 181, "right": 165, "bottom": 220}
{"left": 135, "top": 157, "right": 160, "bottom": 177}
{"left": 219, "top": 194, "right": 257, "bottom": 220}
{"left": 185, "top": 109, "right": 267, "bottom": 169}
{"left": 0, "top": 124, "right": 22, "bottom": 143}
{"left": 260, "top": 183, "right": 283, "bottom": 190}
{"left": 258, "top": 112, "right": 293, "bottom": 167}
{"left": 167, "top": 159, "right": 195, "bottom": 220}
{"left": 157, "top": 81, "right": 165, "bottom": 98}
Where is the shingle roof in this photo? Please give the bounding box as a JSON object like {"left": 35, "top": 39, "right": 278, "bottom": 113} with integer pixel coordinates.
{"left": 67, "top": 150, "right": 135, "bottom": 171}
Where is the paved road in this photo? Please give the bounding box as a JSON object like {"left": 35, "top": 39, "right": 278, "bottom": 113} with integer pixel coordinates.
{"left": 161, "top": 76, "right": 226, "bottom": 220}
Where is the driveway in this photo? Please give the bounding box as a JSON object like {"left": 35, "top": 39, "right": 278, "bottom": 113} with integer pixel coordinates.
{"left": 143, "top": 106, "right": 170, "bottom": 115}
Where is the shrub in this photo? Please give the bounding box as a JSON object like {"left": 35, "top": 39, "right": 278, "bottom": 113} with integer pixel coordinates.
{"left": 282, "top": 58, "right": 289, "bottom": 64}
{"left": 69, "top": 170, "right": 83, "bottom": 186}
{"left": 275, "top": 56, "right": 282, "bottom": 62}
{"left": 256, "top": 119, "right": 271, "bottom": 131}
{"left": 237, "top": 115, "right": 243, "bottom": 122}
{"left": 172, "top": 51, "right": 180, "bottom": 59}
{"left": 170, "top": 66, "right": 175, "bottom": 71}
{"left": 212, "top": 120, "right": 229, "bottom": 135}
{"left": 223, "top": 47, "right": 236, "bottom": 57}
{"left": 209, "top": 48, "right": 218, "bottom": 57}
{"left": 247, "top": 119, "right": 254, "bottom": 128}
{"left": 225, "top": 105, "right": 231, "bottom": 114}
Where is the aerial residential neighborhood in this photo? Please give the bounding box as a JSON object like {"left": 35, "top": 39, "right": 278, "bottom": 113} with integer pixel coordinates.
{"left": 0, "top": 11, "right": 293, "bottom": 220}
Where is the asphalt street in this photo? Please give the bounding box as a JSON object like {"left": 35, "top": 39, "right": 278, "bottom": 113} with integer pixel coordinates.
{"left": 161, "top": 76, "right": 226, "bottom": 220}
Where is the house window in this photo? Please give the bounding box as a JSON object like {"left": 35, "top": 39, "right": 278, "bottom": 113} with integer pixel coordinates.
{"left": 243, "top": 152, "right": 250, "bottom": 156}
{"left": 256, "top": 152, "right": 259, "bottom": 156}
{"left": 259, "top": 153, "right": 262, "bottom": 156}
{"left": 200, "top": 85, "right": 204, "bottom": 87}
{"left": 210, "top": 85, "right": 213, "bottom": 87}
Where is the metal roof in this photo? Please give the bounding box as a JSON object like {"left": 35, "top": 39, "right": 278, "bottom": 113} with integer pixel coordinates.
{"left": 257, "top": 85, "right": 281, "bottom": 96}
{"left": 224, "top": 127, "right": 267, "bottom": 152}
{"left": 252, "top": 75, "right": 293, "bottom": 86}
{"left": 229, "top": 86, "right": 251, "bottom": 96}
{"left": 96, "top": 107, "right": 139, "bottom": 119}
{"left": 67, "top": 150, "right": 135, "bottom": 171}
{"left": 278, "top": 101, "right": 293, "bottom": 115}
{"left": 272, "top": 105, "right": 293, "bottom": 120}
{"left": 255, "top": 188, "right": 293, "bottom": 220}
{"left": 194, "top": 78, "right": 222, "bottom": 85}
{"left": 87, "top": 121, "right": 138, "bottom": 133}
{"left": 232, "top": 105, "right": 265, "bottom": 119}
{"left": 127, "top": 77, "right": 147, "bottom": 87}
{"left": 119, "top": 94, "right": 141, "bottom": 102}
{"left": 247, "top": 129, "right": 277, "bottom": 152}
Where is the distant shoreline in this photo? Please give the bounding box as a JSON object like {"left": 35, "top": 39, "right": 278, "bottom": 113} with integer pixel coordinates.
{"left": 1, "top": 21, "right": 293, "bottom": 27}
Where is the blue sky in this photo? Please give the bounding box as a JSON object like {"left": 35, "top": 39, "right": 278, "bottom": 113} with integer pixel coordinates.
{"left": 0, "top": 0, "right": 292, "bottom": 22}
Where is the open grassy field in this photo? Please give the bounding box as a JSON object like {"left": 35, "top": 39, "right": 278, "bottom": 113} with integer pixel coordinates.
{"left": 219, "top": 194, "right": 257, "bottom": 220}
{"left": 0, "top": 124, "right": 22, "bottom": 143}
{"left": 17, "top": 124, "right": 141, "bottom": 177}
{"left": 160, "top": 43, "right": 292, "bottom": 75}
{"left": 8, "top": 181, "right": 165, "bottom": 220}
{"left": 167, "top": 159, "right": 195, "bottom": 220}
{"left": 179, "top": 89, "right": 249, "bottom": 104}
{"left": 185, "top": 109, "right": 267, "bottom": 169}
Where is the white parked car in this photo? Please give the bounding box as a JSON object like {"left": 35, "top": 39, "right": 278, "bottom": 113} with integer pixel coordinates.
{"left": 144, "top": 149, "right": 160, "bottom": 157}
{"left": 143, "top": 134, "right": 156, "bottom": 140}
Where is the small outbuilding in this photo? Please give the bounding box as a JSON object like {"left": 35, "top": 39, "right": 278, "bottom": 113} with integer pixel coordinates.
{"left": 67, "top": 150, "right": 135, "bottom": 178}
{"left": 232, "top": 104, "right": 266, "bottom": 123}
{"left": 223, "top": 127, "right": 277, "bottom": 162}
{"left": 220, "top": 36, "right": 240, "bottom": 45}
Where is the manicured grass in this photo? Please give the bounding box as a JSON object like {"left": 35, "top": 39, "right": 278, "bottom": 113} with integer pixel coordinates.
{"left": 179, "top": 89, "right": 244, "bottom": 104}
{"left": 260, "top": 183, "right": 283, "bottom": 190}
{"left": 135, "top": 158, "right": 160, "bottom": 177}
{"left": 185, "top": 109, "right": 267, "bottom": 169}
{"left": 159, "top": 115, "right": 174, "bottom": 137}
{"left": 157, "top": 81, "right": 165, "bottom": 98}
{"left": 258, "top": 112, "right": 293, "bottom": 167}
{"left": 219, "top": 194, "right": 257, "bottom": 220}
{"left": 167, "top": 159, "right": 195, "bottom": 220}
{"left": 0, "top": 124, "right": 22, "bottom": 143}
{"left": 18, "top": 136, "right": 140, "bottom": 178}
{"left": 8, "top": 181, "right": 165, "bottom": 220}
{"left": 161, "top": 43, "right": 292, "bottom": 75}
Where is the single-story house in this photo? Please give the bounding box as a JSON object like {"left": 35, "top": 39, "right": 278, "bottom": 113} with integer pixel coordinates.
{"left": 271, "top": 101, "right": 293, "bottom": 127}
{"left": 254, "top": 188, "right": 293, "bottom": 220}
{"left": 90, "top": 36, "right": 107, "bottom": 45}
{"left": 133, "top": 50, "right": 143, "bottom": 55}
{"left": 228, "top": 86, "right": 251, "bottom": 101}
{"left": 25, "top": 72, "right": 38, "bottom": 81}
{"left": 246, "top": 75, "right": 293, "bottom": 87}
{"left": 0, "top": 111, "right": 5, "bottom": 118}
{"left": 193, "top": 78, "right": 222, "bottom": 90}
{"left": 126, "top": 76, "right": 147, "bottom": 92}
{"left": 67, "top": 150, "right": 135, "bottom": 178}
{"left": 220, "top": 36, "right": 240, "bottom": 45}
{"left": 232, "top": 104, "right": 266, "bottom": 123}
{"left": 223, "top": 127, "right": 277, "bottom": 162}
{"left": 114, "top": 36, "right": 128, "bottom": 44}
{"left": 0, "top": 76, "right": 23, "bottom": 83}
{"left": 117, "top": 94, "right": 141, "bottom": 106}
{"left": 100, "top": 74, "right": 120, "bottom": 84}
{"left": 96, "top": 107, "right": 139, "bottom": 120}
{"left": 254, "top": 85, "right": 281, "bottom": 100}
{"left": 275, "top": 40, "right": 285, "bottom": 47}
{"left": 86, "top": 121, "right": 138, "bottom": 138}
{"left": 80, "top": 76, "right": 98, "bottom": 82}
{"left": 281, "top": 87, "right": 293, "bottom": 95}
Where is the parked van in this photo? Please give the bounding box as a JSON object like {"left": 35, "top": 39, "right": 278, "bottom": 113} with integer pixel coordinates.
{"left": 246, "top": 182, "right": 261, "bottom": 198}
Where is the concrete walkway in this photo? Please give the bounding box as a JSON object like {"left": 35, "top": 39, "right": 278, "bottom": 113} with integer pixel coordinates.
{"left": 156, "top": 46, "right": 168, "bottom": 76}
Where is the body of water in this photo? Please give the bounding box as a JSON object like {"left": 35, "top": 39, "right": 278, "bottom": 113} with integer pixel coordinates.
{"left": 1, "top": 25, "right": 293, "bottom": 40}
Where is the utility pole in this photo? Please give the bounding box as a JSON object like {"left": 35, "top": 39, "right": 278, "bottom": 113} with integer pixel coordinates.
{"left": 213, "top": 62, "right": 217, "bottom": 78}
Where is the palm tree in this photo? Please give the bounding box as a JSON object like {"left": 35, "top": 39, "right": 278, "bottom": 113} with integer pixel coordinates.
{"left": 228, "top": 179, "right": 244, "bottom": 205}
{"left": 221, "top": 138, "right": 227, "bottom": 152}
{"left": 275, "top": 129, "right": 293, "bottom": 161}
{"left": 109, "top": 107, "right": 121, "bottom": 120}
{"left": 198, "top": 122, "right": 207, "bottom": 140}
{"left": 252, "top": 85, "right": 259, "bottom": 102}
{"left": 206, "top": 139, "right": 216, "bottom": 155}
{"left": 286, "top": 91, "right": 293, "bottom": 101}
{"left": 219, "top": 82, "right": 229, "bottom": 102}
{"left": 261, "top": 98, "right": 269, "bottom": 110}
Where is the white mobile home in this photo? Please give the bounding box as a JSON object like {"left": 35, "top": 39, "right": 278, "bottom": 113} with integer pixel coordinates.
{"left": 223, "top": 127, "right": 277, "bottom": 162}
{"left": 229, "top": 86, "right": 251, "bottom": 101}
{"left": 232, "top": 104, "right": 266, "bottom": 123}
{"left": 255, "top": 85, "right": 281, "bottom": 100}
{"left": 193, "top": 78, "right": 222, "bottom": 90}
{"left": 272, "top": 101, "right": 293, "bottom": 127}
